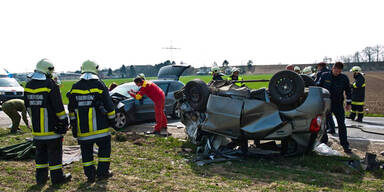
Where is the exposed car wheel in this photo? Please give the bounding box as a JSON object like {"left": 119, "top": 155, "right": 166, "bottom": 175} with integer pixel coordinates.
{"left": 300, "top": 74, "right": 316, "bottom": 87}
{"left": 269, "top": 70, "right": 304, "bottom": 106}
{"left": 114, "top": 111, "right": 129, "bottom": 130}
{"left": 184, "top": 79, "right": 210, "bottom": 112}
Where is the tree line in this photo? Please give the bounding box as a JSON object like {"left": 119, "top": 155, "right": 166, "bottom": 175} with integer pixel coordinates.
{"left": 322, "top": 44, "right": 384, "bottom": 63}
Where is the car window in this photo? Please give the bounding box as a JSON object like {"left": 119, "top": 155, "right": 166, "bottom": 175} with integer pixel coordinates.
{"left": 154, "top": 82, "right": 169, "bottom": 93}
{"left": 0, "top": 78, "right": 21, "bottom": 87}
{"left": 168, "top": 82, "right": 184, "bottom": 92}
{"left": 109, "top": 82, "right": 139, "bottom": 97}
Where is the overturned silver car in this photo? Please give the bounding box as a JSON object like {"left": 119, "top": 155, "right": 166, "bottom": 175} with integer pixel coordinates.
{"left": 175, "top": 70, "right": 331, "bottom": 157}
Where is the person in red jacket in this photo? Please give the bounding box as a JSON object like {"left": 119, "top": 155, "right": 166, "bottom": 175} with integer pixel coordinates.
{"left": 128, "top": 77, "right": 168, "bottom": 135}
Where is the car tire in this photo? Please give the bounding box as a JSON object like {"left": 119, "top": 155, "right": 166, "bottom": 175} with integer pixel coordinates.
{"left": 114, "top": 111, "right": 130, "bottom": 130}
{"left": 184, "top": 79, "right": 210, "bottom": 112}
{"left": 268, "top": 70, "right": 304, "bottom": 106}
{"left": 300, "top": 74, "right": 316, "bottom": 87}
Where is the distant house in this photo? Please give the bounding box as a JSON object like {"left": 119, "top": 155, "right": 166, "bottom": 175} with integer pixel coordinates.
{"left": 197, "top": 67, "right": 210, "bottom": 75}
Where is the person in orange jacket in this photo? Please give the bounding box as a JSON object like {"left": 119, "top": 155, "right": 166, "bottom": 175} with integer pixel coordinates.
{"left": 128, "top": 77, "right": 168, "bottom": 135}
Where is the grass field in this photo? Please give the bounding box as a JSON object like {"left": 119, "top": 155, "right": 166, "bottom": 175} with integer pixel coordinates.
{"left": 0, "top": 127, "right": 383, "bottom": 191}
{"left": 59, "top": 74, "right": 272, "bottom": 104}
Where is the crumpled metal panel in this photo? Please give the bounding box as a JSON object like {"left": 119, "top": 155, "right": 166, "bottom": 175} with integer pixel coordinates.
{"left": 281, "top": 87, "right": 329, "bottom": 119}
{"left": 201, "top": 95, "right": 243, "bottom": 138}
{"left": 210, "top": 83, "right": 250, "bottom": 98}
{"left": 241, "top": 98, "right": 284, "bottom": 138}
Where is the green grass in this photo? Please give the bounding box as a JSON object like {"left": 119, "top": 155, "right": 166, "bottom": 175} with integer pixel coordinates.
{"left": 59, "top": 74, "right": 272, "bottom": 104}
{"left": 0, "top": 127, "right": 383, "bottom": 191}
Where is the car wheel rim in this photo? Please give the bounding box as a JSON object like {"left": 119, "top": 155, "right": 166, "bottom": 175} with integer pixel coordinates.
{"left": 276, "top": 77, "right": 294, "bottom": 96}
{"left": 115, "top": 112, "right": 127, "bottom": 129}
{"left": 174, "top": 108, "right": 181, "bottom": 118}
{"left": 189, "top": 87, "right": 200, "bottom": 103}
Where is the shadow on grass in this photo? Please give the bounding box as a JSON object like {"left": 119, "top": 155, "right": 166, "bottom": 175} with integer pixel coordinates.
{"left": 76, "top": 179, "right": 108, "bottom": 192}
{"left": 26, "top": 184, "right": 44, "bottom": 192}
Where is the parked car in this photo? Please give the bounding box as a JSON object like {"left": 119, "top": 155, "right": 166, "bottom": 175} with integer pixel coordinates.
{"left": 110, "top": 65, "right": 190, "bottom": 130}
{"left": 174, "top": 70, "right": 331, "bottom": 156}
{"left": 0, "top": 78, "right": 24, "bottom": 105}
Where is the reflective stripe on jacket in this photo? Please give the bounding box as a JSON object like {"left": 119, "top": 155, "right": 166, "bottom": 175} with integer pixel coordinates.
{"left": 67, "top": 79, "right": 115, "bottom": 141}
{"left": 351, "top": 73, "right": 365, "bottom": 102}
{"left": 227, "top": 76, "right": 244, "bottom": 87}
{"left": 24, "top": 78, "right": 65, "bottom": 140}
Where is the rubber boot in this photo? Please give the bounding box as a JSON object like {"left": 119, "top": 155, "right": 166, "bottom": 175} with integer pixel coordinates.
{"left": 356, "top": 114, "right": 364, "bottom": 123}
{"left": 347, "top": 112, "right": 356, "bottom": 120}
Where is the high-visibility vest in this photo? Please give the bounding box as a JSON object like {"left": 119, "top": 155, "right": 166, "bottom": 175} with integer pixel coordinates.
{"left": 227, "top": 76, "right": 244, "bottom": 87}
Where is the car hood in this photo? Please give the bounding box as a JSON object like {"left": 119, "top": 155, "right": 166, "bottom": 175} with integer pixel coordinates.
{"left": 157, "top": 65, "right": 191, "bottom": 80}
{"left": 0, "top": 86, "right": 24, "bottom": 92}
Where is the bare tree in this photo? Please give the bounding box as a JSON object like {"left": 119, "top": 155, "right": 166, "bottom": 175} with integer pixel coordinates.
{"left": 372, "top": 45, "right": 382, "bottom": 62}
{"left": 339, "top": 55, "right": 352, "bottom": 63}
{"left": 353, "top": 51, "right": 361, "bottom": 63}
{"left": 322, "top": 56, "right": 332, "bottom": 63}
{"left": 362, "top": 46, "right": 374, "bottom": 62}
{"left": 381, "top": 45, "right": 384, "bottom": 62}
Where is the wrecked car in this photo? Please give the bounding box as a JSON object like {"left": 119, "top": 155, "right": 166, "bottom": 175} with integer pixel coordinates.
{"left": 110, "top": 65, "right": 190, "bottom": 129}
{"left": 175, "top": 70, "right": 331, "bottom": 157}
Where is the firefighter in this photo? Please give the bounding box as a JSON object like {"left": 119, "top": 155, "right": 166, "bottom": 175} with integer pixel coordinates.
{"left": 318, "top": 62, "right": 352, "bottom": 153}
{"left": 348, "top": 66, "right": 365, "bottom": 122}
{"left": 67, "top": 60, "right": 115, "bottom": 183}
{"left": 315, "top": 62, "right": 329, "bottom": 82}
{"left": 211, "top": 67, "right": 224, "bottom": 80}
{"left": 2, "top": 99, "right": 30, "bottom": 133}
{"left": 128, "top": 77, "right": 168, "bottom": 135}
{"left": 24, "top": 59, "right": 71, "bottom": 185}
{"left": 227, "top": 68, "right": 245, "bottom": 87}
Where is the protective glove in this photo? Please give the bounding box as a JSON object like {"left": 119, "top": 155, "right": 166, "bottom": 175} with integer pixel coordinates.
{"left": 54, "top": 118, "right": 69, "bottom": 134}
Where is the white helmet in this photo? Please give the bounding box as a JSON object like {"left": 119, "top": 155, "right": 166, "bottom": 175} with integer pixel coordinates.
{"left": 294, "top": 66, "right": 301, "bottom": 73}
{"left": 211, "top": 67, "right": 220, "bottom": 73}
{"left": 35, "top": 59, "right": 54, "bottom": 75}
{"left": 302, "top": 66, "right": 312, "bottom": 75}
{"left": 231, "top": 67, "right": 240, "bottom": 73}
{"left": 81, "top": 60, "right": 99, "bottom": 74}
{"left": 350, "top": 66, "right": 362, "bottom": 73}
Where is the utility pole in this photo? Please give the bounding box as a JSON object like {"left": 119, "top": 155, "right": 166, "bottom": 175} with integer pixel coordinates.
{"left": 162, "top": 41, "right": 181, "bottom": 62}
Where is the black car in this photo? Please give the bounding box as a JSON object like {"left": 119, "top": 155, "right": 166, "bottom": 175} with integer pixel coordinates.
{"left": 110, "top": 65, "right": 190, "bottom": 129}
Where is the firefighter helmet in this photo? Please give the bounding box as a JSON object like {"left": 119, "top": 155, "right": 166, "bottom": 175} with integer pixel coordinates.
{"left": 211, "top": 67, "right": 220, "bottom": 73}
{"left": 231, "top": 67, "right": 240, "bottom": 73}
{"left": 350, "top": 66, "right": 362, "bottom": 73}
{"left": 35, "top": 59, "right": 54, "bottom": 75}
{"left": 81, "top": 60, "right": 99, "bottom": 74}
{"left": 302, "top": 66, "right": 312, "bottom": 75}
{"left": 294, "top": 66, "right": 301, "bottom": 73}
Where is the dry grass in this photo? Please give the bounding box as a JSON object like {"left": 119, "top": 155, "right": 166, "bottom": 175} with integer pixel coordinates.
{"left": 0, "top": 127, "right": 383, "bottom": 192}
